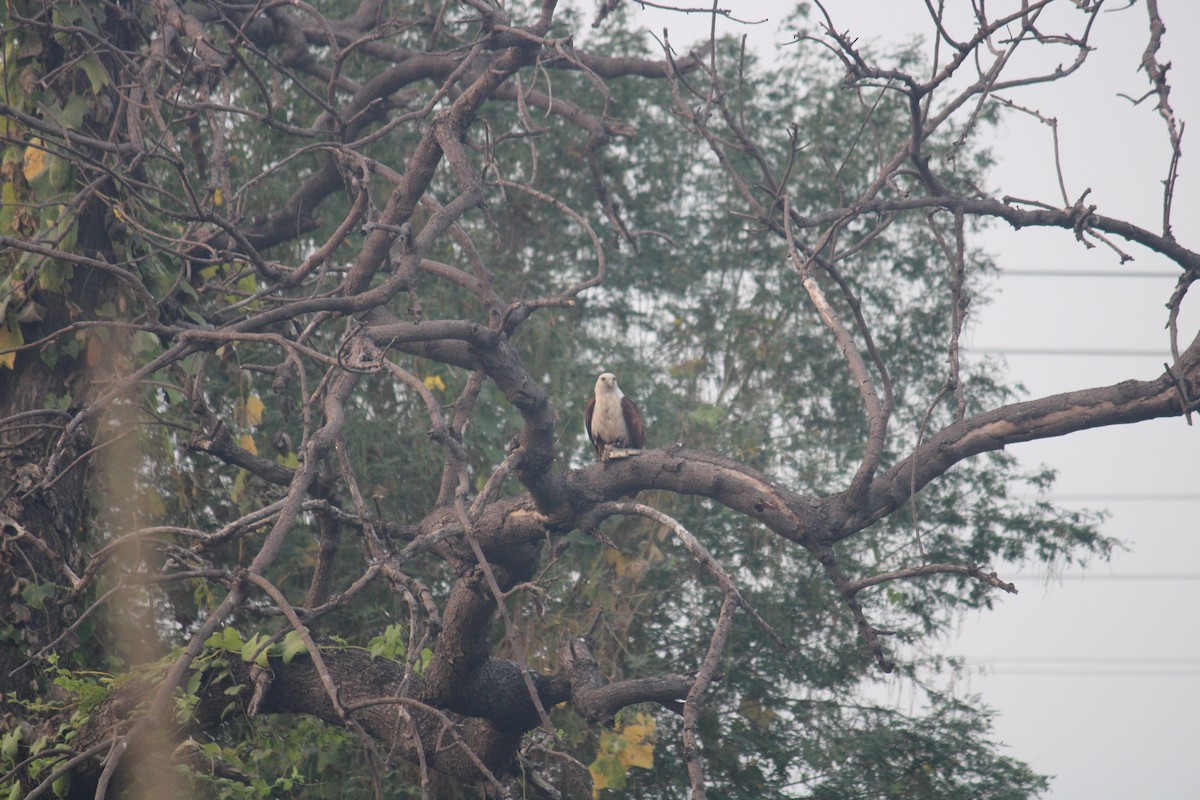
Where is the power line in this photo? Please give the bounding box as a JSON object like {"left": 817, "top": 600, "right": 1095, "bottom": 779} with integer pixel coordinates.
{"left": 957, "top": 657, "right": 1200, "bottom": 678}
{"left": 999, "top": 269, "right": 1177, "bottom": 278}
{"left": 1009, "top": 573, "right": 1200, "bottom": 581}
{"left": 963, "top": 656, "right": 1200, "bottom": 665}
{"left": 974, "top": 669, "right": 1199, "bottom": 677}
{"left": 1048, "top": 493, "right": 1200, "bottom": 501}
{"left": 967, "top": 347, "right": 1170, "bottom": 356}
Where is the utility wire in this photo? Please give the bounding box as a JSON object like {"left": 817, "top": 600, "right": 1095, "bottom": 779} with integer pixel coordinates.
{"left": 974, "top": 669, "right": 1199, "bottom": 677}
{"left": 1048, "top": 493, "right": 1200, "bottom": 501}
{"left": 999, "top": 269, "right": 1177, "bottom": 278}
{"left": 1009, "top": 573, "right": 1200, "bottom": 581}
{"left": 957, "top": 657, "right": 1200, "bottom": 678}
{"left": 964, "top": 656, "right": 1200, "bottom": 664}
{"left": 967, "top": 347, "right": 1170, "bottom": 356}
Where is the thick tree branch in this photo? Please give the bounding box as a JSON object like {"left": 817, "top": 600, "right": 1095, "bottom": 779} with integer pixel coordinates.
{"left": 846, "top": 332, "right": 1200, "bottom": 536}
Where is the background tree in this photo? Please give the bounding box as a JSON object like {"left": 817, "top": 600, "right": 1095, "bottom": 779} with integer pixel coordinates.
{"left": 0, "top": 1, "right": 1194, "bottom": 798}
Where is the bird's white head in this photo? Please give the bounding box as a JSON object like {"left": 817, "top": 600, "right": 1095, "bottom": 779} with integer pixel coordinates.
{"left": 595, "top": 372, "right": 621, "bottom": 397}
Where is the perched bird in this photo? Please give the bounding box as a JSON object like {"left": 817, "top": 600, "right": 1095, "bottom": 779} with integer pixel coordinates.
{"left": 585, "top": 372, "right": 645, "bottom": 461}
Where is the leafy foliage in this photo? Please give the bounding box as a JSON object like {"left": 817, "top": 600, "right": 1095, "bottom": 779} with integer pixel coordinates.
{"left": 0, "top": 1, "right": 1188, "bottom": 799}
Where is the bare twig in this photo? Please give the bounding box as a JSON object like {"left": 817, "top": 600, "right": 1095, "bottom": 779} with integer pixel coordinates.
{"left": 587, "top": 501, "right": 787, "bottom": 651}
{"left": 681, "top": 593, "right": 735, "bottom": 800}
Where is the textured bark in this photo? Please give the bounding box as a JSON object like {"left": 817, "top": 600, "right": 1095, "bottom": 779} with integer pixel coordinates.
{"left": 0, "top": 311, "right": 89, "bottom": 705}
{"left": 62, "top": 633, "right": 680, "bottom": 789}
{"left": 1, "top": 2, "right": 1196, "bottom": 797}
{"left": 0, "top": 218, "right": 118, "bottom": 711}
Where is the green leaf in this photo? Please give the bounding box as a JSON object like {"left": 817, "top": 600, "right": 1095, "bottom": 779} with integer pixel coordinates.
{"left": 281, "top": 630, "right": 308, "bottom": 664}
{"left": 36, "top": 259, "right": 73, "bottom": 294}
{"left": 237, "top": 273, "right": 258, "bottom": 294}
{"left": 131, "top": 331, "right": 161, "bottom": 357}
{"left": 185, "top": 667, "right": 202, "bottom": 698}
{"left": 43, "top": 95, "right": 90, "bottom": 130}
{"left": 1, "top": 726, "right": 21, "bottom": 764}
{"left": 367, "top": 638, "right": 385, "bottom": 660}
{"left": 367, "top": 624, "right": 407, "bottom": 662}
{"left": 240, "top": 633, "right": 269, "bottom": 667}
{"left": 20, "top": 581, "right": 55, "bottom": 610}
{"left": 417, "top": 647, "right": 433, "bottom": 675}
{"left": 206, "top": 626, "right": 244, "bottom": 653}
{"left": 77, "top": 55, "right": 109, "bottom": 95}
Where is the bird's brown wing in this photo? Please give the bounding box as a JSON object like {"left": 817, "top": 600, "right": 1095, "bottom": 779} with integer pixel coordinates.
{"left": 621, "top": 395, "right": 645, "bottom": 449}
{"left": 584, "top": 395, "right": 601, "bottom": 456}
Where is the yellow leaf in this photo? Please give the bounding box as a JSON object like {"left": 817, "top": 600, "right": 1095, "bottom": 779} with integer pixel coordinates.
{"left": 423, "top": 374, "right": 446, "bottom": 391}
{"left": 617, "top": 713, "right": 656, "bottom": 769}
{"left": 142, "top": 487, "right": 166, "bottom": 518}
{"left": 618, "top": 736, "right": 653, "bottom": 769}
{"left": 244, "top": 394, "right": 264, "bottom": 427}
{"left": 85, "top": 333, "right": 102, "bottom": 368}
{"left": 23, "top": 139, "right": 45, "bottom": 182}
{"left": 604, "top": 548, "right": 631, "bottom": 577}
{"left": 643, "top": 541, "right": 665, "bottom": 563}
{"left": 588, "top": 737, "right": 626, "bottom": 795}
{"left": 239, "top": 433, "right": 258, "bottom": 455}
{"left": 0, "top": 324, "right": 22, "bottom": 370}
{"left": 739, "top": 696, "right": 776, "bottom": 729}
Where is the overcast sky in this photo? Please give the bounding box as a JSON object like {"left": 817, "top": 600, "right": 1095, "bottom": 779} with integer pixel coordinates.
{"left": 599, "top": 2, "right": 1199, "bottom": 797}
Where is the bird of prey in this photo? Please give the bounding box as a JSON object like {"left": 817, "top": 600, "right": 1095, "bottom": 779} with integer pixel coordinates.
{"left": 585, "top": 372, "right": 645, "bottom": 461}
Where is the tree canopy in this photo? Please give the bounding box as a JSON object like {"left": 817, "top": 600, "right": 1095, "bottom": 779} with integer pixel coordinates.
{"left": 0, "top": 1, "right": 1195, "bottom": 798}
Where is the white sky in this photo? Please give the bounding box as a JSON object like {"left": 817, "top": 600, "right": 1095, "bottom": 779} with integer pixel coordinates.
{"left": 604, "top": 2, "right": 1200, "bottom": 797}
